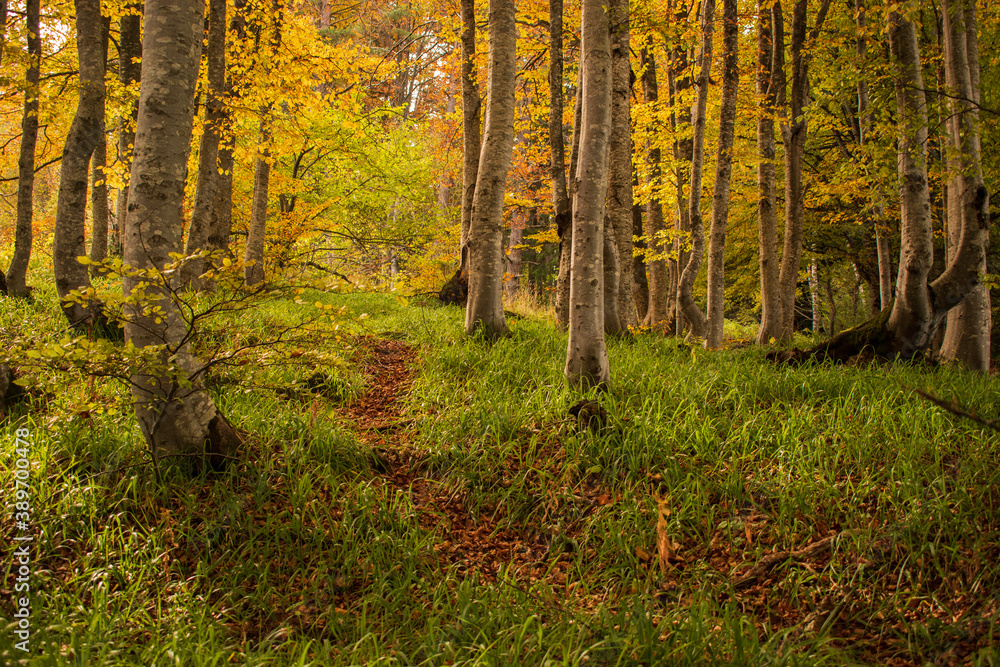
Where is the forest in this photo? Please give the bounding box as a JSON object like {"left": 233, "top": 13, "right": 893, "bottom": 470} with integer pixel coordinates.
{"left": 1, "top": 0, "right": 1000, "bottom": 663}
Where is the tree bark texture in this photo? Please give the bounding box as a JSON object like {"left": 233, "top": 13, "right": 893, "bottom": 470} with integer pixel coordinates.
{"left": 640, "top": 46, "right": 671, "bottom": 329}
{"left": 53, "top": 0, "right": 105, "bottom": 328}
{"left": 679, "top": 0, "right": 714, "bottom": 339}
{"left": 464, "top": 0, "right": 516, "bottom": 338}
{"left": 182, "top": 0, "right": 227, "bottom": 289}
{"left": 565, "top": 0, "right": 612, "bottom": 390}
{"left": 460, "top": 0, "right": 481, "bottom": 276}
{"left": 938, "top": 0, "right": 990, "bottom": 370}
{"left": 113, "top": 2, "right": 143, "bottom": 258}
{"left": 7, "top": 0, "right": 40, "bottom": 298}
{"left": 632, "top": 199, "right": 649, "bottom": 323}
{"left": 606, "top": 0, "right": 634, "bottom": 331}
{"left": 90, "top": 133, "right": 109, "bottom": 269}
{"left": 756, "top": 0, "right": 783, "bottom": 344}
{"left": 556, "top": 78, "right": 583, "bottom": 330}
{"left": 706, "top": 0, "right": 738, "bottom": 349}
{"left": 124, "top": 0, "right": 238, "bottom": 464}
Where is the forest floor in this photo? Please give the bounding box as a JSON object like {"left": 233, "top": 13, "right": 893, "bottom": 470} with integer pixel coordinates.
{"left": 1, "top": 286, "right": 1000, "bottom": 665}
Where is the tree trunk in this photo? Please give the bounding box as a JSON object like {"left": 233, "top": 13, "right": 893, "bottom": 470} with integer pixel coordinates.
{"left": 808, "top": 260, "right": 820, "bottom": 332}
{"left": 706, "top": 0, "right": 738, "bottom": 349}
{"left": 640, "top": 46, "right": 671, "bottom": 329}
{"left": 632, "top": 197, "right": 649, "bottom": 323}
{"left": 464, "top": 0, "right": 516, "bottom": 338}
{"left": 938, "top": 0, "right": 990, "bottom": 371}
{"left": 244, "top": 131, "right": 271, "bottom": 287}
{"left": 549, "top": 0, "right": 572, "bottom": 329}
{"left": 460, "top": 0, "right": 481, "bottom": 277}
{"left": 756, "top": 0, "right": 783, "bottom": 344}
{"left": 53, "top": 0, "right": 105, "bottom": 328}
{"left": 678, "top": 0, "right": 714, "bottom": 339}
{"left": 90, "top": 133, "right": 109, "bottom": 270}
{"left": 182, "top": 0, "right": 226, "bottom": 289}
{"left": 124, "top": 0, "right": 238, "bottom": 466}
{"left": 244, "top": 1, "right": 281, "bottom": 289}
{"left": 112, "top": 2, "right": 143, "bottom": 258}
{"left": 565, "top": 0, "right": 612, "bottom": 391}
{"left": 6, "top": 0, "right": 40, "bottom": 298}
{"left": 606, "top": 0, "right": 634, "bottom": 331}
{"left": 556, "top": 78, "right": 582, "bottom": 330}
{"left": 206, "top": 0, "right": 247, "bottom": 257}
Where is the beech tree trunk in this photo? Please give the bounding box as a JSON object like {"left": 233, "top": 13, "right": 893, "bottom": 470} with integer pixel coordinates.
{"left": 124, "top": 0, "right": 238, "bottom": 466}
{"left": 505, "top": 211, "right": 526, "bottom": 299}
{"left": 7, "top": 0, "right": 40, "bottom": 298}
{"left": 678, "top": 0, "right": 714, "bottom": 339}
{"left": 53, "top": 0, "right": 105, "bottom": 328}
{"left": 640, "top": 46, "right": 671, "bottom": 329}
{"left": 605, "top": 0, "right": 634, "bottom": 331}
{"left": 464, "top": 0, "right": 515, "bottom": 338}
{"left": 632, "top": 198, "right": 649, "bottom": 322}
{"left": 460, "top": 0, "right": 481, "bottom": 276}
{"left": 182, "top": 0, "right": 226, "bottom": 289}
{"left": 756, "top": 0, "right": 783, "bottom": 344}
{"left": 112, "top": 2, "right": 142, "bottom": 258}
{"left": 207, "top": 0, "right": 246, "bottom": 257}
{"left": 566, "top": 0, "right": 612, "bottom": 390}
{"left": 556, "top": 79, "right": 582, "bottom": 330}
{"left": 938, "top": 0, "right": 990, "bottom": 370}
{"left": 90, "top": 135, "right": 109, "bottom": 269}
{"left": 706, "top": 0, "right": 738, "bottom": 349}
{"left": 244, "top": 1, "right": 281, "bottom": 288}
{"left": 549, "top": 0, "right": 571, "bottom": 329}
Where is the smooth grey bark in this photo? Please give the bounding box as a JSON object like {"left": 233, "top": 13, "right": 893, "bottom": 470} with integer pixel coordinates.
{"left": 112, "top": 2, "right": 142, "bottom": 258}
{"left": 207, "top": 0, "right": 246, "bottom": 256}
{"left": 7, "top": 0, "right": 40, "bottom": 298}
{"left": 464, "top": 0, "right": 516, "bottom": 337}
{"left": 549, "top": 0, "right": 571, "bottom": 329}
{"left": 556, "top": 78, "right": 583, "bottom": 330}
{"left": 53, "top": 0, "right": 105, "bottom": 328}
{"left": 504, "top": 212, "right": 526, "bottom": 299}
{"left": 884, "top": 10, "right": 987, "bottom": 357}
{"left": 855, "top": 0, "right": 892, "bottom": 310}
{"left": 124, "top": 0, "right": 238, "bottom": 464}
{"left": 777, "top": 0, "right": 831, "bottom": 339}
{"left": 755, "top": 0, "right": 783, "bottom": 344}
{"left": 678, "top": 0, "right": 714, "bottom": 339}
{"left": 632, "top": 198, "right": 649, "bottom": 323}
{"left": 565, "top": 0, "right": 612, "bottom": 391}
{"left": 244, "top": 1, "right": 281, "bottom": 288}
{"left": 459, "top": 0, "right": 481, "bottom": 276}
{"left": 705, "top": 0, "right": 738, "bottom": 349}
{"left": 605, "top": 0, "right": 633, "bottom": 332}
{"left": 640, "top": 46, "right": 670, "bottom": 328}
{"left": 939, "top": 0, "right": 990, "bottom": 370}
{"left": 182, "top": 0, "right": 227, "bottom": 289}
{"left": 90, "top": 133, "right": 109, "bottom": 269}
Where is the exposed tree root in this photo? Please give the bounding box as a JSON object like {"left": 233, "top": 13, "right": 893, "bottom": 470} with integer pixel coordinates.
{"left": 765, "top": 305, "right": 918, "bottom": 365}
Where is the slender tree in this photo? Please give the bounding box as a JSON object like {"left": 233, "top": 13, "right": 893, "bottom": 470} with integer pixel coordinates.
{"left": 123, "top": 0, "right": 239, "bottom": 465}
{"left": 89, "top": 17, "right": 110, "bottom": 273}
{"left": 678, "top": 0, "right": 714, "bottom": 338}
{"left": 605, "top": 0, "right": 634, "bottom": 331}
{"left": 705, "top": 0, "right": 739, "bottom": 349}
{"left": 939, "top": 0, "right": 990, "bottom": 370}
{"left": 549, "top": 0, "right": 571, "bottom": 328}
{"left": 112, "top": 2, "right": 142, "bottom": 257}
{"left": 182, "top": 0, "right": 227, "bottom": 289}
{"left": 459, "top": 0, "right": 481, "bottom": 276}
{"left": 640, "top": 45, "right": 671, "bottom": 328}
{"left": 566, "top": 0, "right": 612, "bottom": 390}
{"left": 464, "top": 0, "right": 516, "bottom": 337}
{"left": 7, "top": 0, "right": 40, "bottom": 297}
{"left": 53, "top": 0, "right": 106, "bottom": 328}
{"left": 756, "top": 0, "right": 783, "bottom": 344}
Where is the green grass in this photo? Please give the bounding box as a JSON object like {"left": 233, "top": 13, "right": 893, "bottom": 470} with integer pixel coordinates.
{"left": 2, "top": 274, "right": 1000, "bottom": 665}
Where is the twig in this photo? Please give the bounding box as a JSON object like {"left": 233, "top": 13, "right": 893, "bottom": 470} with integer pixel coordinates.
{"left": 733, "top": 531, "right": 855, "bottom": 589}
{"left": 912, "top": 388, "right": 1000, "bottom": 433}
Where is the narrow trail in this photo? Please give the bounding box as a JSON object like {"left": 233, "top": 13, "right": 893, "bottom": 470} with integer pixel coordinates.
{"left": 337, "top": 336, "right": 576, "bottom": 588}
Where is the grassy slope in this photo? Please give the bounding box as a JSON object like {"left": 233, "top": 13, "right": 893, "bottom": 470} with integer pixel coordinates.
{"left": 1, "top": 282, "right": 999, "bottom": 666}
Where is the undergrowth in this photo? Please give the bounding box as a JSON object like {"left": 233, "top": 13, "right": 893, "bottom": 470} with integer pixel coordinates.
{"left": 1, "top": 276, "right": 999, "bottom": 665}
